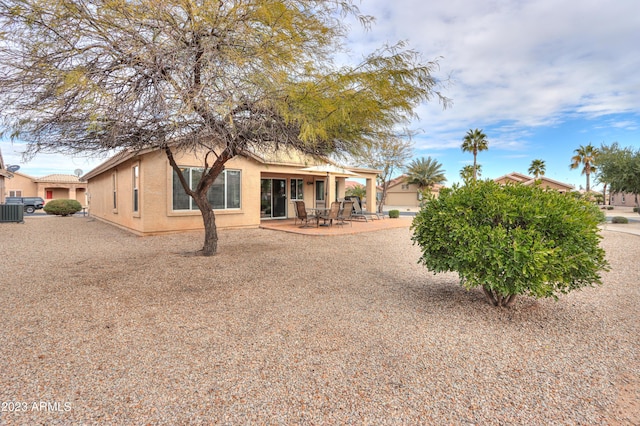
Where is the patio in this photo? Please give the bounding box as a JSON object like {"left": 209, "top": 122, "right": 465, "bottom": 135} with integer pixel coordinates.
{"left": 259, "top": 216, "right": 413, "bottom": 235}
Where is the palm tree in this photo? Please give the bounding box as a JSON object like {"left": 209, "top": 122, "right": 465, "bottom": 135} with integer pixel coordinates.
{"left": 461, "top": 128, "right": 489, "bottom": 181}
{"left": 528, "top": 159, "right": 546, "bottom": 178}
{"left": 345, "top": 183, "right": 366, "bottom": 199}
{"left": 405, "top": 157, "right": 447, "bottom": 192}
{"left": 570, "top": 144, "right": 599, "bottom": 192}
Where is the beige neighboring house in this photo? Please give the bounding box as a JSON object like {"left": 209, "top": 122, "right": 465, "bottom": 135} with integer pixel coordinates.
{"left": 345, "top": 180, "right": 362, "bottom": 191}
{"left": 0, "top": 148, "right": 9, "bottom": 203}
{"left": 4, "top": 171, "right": 87, "bottom": 205}
{"left": 82, "top": 146, "right": 379, "bottom": 235}
{"left": 609, "top": 192, "right": 638, "bottom": 206}
{"left": 494, "top": 172, "right": 574, "bottom": 193}
{"left": 383, "top": 174, "right": 444, "bottom": 208}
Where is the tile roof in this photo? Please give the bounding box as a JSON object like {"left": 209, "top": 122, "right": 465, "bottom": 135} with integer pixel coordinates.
{"left": 35, "top": 174, "right": 83, "bottom": 183}
{"left": 494, "top": 172, "right": 573, "bottom": 190}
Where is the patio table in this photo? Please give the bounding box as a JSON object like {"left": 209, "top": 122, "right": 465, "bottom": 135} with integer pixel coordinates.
{"left": 307, "top": 207, "right": 331, "bottom": 226}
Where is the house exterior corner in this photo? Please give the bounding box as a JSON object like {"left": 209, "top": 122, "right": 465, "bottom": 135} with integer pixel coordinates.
{"left": 83, "top": 147, "right": 379, "bottom": 236}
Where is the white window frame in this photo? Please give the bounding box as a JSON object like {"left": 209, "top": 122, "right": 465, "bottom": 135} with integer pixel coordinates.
{"left": 172, "top": 167, "right": 241, "bottom": 211}
{"left": 112, "top": 171, "right": 118, "bottom": 212}
{"left": 290, "top": 178, "right": 304, "bottom": 200}
{"left": 132, "top": 164, "right": 140, "bottom": 215}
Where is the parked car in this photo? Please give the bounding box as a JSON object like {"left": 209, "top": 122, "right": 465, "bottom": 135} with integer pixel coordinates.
{"left": 5, "top": 197, "right": 45, "bottom": 214}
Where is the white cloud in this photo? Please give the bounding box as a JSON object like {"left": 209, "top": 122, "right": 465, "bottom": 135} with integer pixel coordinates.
{"left": 3, "top": 0, "right": 638, "bottom": 189}
{"left": 347, "top": 0, "right": 640, "bottom": 142}
{"left": 609, "top": 120, "right": 639, "bottom": 131}
{"left": 1, "top": 140, "right": 106, "bottom": 176}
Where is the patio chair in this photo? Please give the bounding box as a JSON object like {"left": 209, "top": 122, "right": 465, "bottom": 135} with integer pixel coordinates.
{"left": 318, "top": 201, "right": 341, "bottom": 227}
{"left": 351, "top": 198, "right": 381, "bottom": 221}
{"left": 336, "top": 201, "right": 354, "bottom": 226}
{"left": 294, "top": 200, "right": 318, "bottom": 228}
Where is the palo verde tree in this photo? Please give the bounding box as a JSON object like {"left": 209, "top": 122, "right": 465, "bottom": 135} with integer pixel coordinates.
{"left": 354, "top": 136, "right": 413, "bottom": 213}
{"left": 411, "top": 180, "right": 609, "bottom": 307}
{"left": 0, "top": 0, "right": 449, "bottom": 256}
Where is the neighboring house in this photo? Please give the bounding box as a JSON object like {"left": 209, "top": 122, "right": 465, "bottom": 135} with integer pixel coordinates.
{"left": 0, "top": 148, "right": 8, "bottom": 203}
{"left": 345, "top": 180, "right": 362, "bottom": 191}
{"left": 609, "top": 192, "right": 638, "bottom": 207}
{"left": 82, "top": 146, "right": 379, "bottom": 236}
{"left": 4, "top": 171, "right": 87, "bottom": 205}
{"left": 383, "top": 174, "right": 444, "bottom": 208}
{"left": 4, "top": 171, "right": 34, "bottom": 198}
{"left": 494, "top": 172, "right": 574, "bottom": 193}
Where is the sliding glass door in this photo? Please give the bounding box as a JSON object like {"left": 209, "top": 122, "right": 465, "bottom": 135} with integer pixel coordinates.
{"left": 260, "top": 178, "right": 287, "bottom": 219}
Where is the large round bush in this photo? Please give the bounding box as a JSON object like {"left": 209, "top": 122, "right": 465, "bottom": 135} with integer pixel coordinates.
{"left": 43, "top": 199, "right": 82, "bottom": 216}
{"left": 411, "top": 181, "right": 609, "bottom": 307}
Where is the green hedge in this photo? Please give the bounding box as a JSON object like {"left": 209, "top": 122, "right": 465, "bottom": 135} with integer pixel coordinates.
{"left": 611, "top": 216, "right": 629, "bottom": 224}
{"left": 43, "top": 199, "right": 82, "bottom": 216}
{"left": 388, "top": 209, "right": 400, "bottom": 218}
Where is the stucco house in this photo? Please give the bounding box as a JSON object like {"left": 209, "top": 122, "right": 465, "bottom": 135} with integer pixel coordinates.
{"left": 0, "top": 148, "right": 8, "bottom": 203}
{"left": 82, "top": 146, "right": 379, "bottom": 235}
{"left": 609, "top": 192, "right": 638, "bottom": 207}
{"left": 4, "top": 171, "right": 88, "bottom": 205}
{"left": 494, "top": 172, "right": 574, "bottom": 193}
{"left": 383, "top": 174, "right": 444, "bottom": 208}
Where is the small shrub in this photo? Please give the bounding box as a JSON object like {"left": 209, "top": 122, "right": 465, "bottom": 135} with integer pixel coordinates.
{"left": 388, "top": 209, "right": 400, "bottom": 218}
{"left": 43, "top": 199, "right": 82, "bottom": 216}
{"left": 633, "top": 207, "right": 639, "bottom": 213}
{"left": 611, "top": 216, "right": 629, "bottom": 224}
{"left": 411, "top": 181, "right": 609, "bottom": 307}
{"left": 607, "top": 206, "right": 614, "bottom": 210}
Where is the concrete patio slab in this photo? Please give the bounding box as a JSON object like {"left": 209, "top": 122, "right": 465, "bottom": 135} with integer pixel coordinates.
{"left": 259, "top": 217, "right": 413, "bottom": 235}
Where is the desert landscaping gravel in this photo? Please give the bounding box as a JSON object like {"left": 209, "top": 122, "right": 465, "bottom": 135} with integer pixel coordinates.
{"left": 0, "top": 215, "right": 638, "bottom": 425}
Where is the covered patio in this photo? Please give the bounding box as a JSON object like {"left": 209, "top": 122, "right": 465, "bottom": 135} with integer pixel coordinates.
{"left": 259, "top": 216, "right": 413, "bottom": 235}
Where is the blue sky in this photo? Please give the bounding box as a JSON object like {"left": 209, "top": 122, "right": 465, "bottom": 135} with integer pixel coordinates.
{"left": 2, "top": 0, "right": 640, "bottom": 190}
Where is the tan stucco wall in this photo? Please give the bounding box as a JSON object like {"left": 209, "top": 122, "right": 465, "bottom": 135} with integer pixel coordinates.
{"left": 88, "top": 150, "right": 260, "bottom": 235}
{"left": 4, "top": 172, "right": 37, "bottom": 197}
{"left": 41, "top": 185, "right": 87, "bottom": 204}
{"left": 87, "top": 148, "right": 378, "bottom": 235}
{"left": 610, "top": 192, "right": 638, "bottom": 206}
{"left": 385, "top": 182, "right": 439, "bottom": 207}
{"left": 494, "top": 177, "right": 520, "bottom": 185}
{"left": 386, "top": 181, "right": 418, "bottom": 207}
{"left": 534, "top": 180, "right": 571, "bottom": 192}
{"left": 385, "top": 191, "right": 419, "bottom": 207}
{"left": 495, "top": 176, "right": 572, "bottom": 193}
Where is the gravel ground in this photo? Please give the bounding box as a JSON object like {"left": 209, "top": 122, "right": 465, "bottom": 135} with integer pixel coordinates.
{"left": 0, "top": 216, "right": 638, "bottom": 425}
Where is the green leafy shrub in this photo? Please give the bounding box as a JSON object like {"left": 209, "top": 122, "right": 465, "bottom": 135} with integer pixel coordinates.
{"left": 345, "top": 184, "right": 366, "bottom": 199}
{"left": 611, "top": 216, "right": 629, "bottom": 224}
{"left": 593, "top": 193, "right": 604, "bottom": 204}
{"left": 388, "top": 209, "right": 400, "bottom": 218}
{"left": 411, "top": 181, "right": 609, "bottom": 307}
{"left": 43, "top": 199, "right": 82, "bottom": 216}
{"left": 633, "top": 207, "right": 639, "bottom": 213}
{"left": 607, "top": 206, "right": 614, "bottom": 210}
